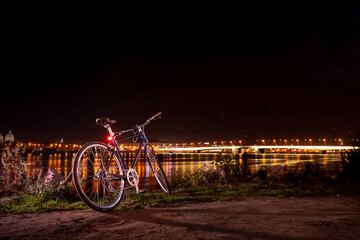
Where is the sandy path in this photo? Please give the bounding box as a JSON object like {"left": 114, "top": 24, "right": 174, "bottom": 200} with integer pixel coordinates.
{"left": 1, "top": 196, "right": 360, "bottom": 240}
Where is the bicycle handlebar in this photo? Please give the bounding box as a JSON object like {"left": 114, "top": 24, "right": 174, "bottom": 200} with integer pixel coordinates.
{"left": 151, "top": 112, "right": 162, "bottom": 120}
{"left": 113, "top": 112, "right": 162, "bottom": 137}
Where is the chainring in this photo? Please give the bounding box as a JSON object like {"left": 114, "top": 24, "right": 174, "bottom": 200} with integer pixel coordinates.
{"left": 126, "top": 168, "right": 139, "bottom": 187}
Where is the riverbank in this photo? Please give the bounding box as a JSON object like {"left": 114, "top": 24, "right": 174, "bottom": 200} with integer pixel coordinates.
{"left": 1, "top": 196, "right": 359, "bottom": 240}
{"left": 2, "top": 182, "right": 359, "bottom": 214}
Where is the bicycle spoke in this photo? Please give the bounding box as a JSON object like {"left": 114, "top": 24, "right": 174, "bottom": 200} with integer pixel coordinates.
{"left": 73, "top": 142, "right": 125, "bottom": 211}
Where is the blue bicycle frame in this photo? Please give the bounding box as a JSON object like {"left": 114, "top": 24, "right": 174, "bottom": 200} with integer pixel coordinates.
{"left": 109, "top": 129, "right": 148, "bottom": 174}
{"left": 100, "top": 112, "right": 162, "bottom": 181}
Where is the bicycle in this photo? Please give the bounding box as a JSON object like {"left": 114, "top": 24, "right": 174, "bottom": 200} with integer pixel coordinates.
{"left": 72, "top": 112, "right": 170, "bottom": 212}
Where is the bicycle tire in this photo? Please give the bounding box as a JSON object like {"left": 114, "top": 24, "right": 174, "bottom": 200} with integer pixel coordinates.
{"left": 73, "top": 142, "right": 126, "bottom": 212}
{"left": 145, "top": 144, "right": 171, "bottom": 194}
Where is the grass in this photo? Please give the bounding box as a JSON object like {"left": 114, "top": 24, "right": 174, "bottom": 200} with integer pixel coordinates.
{"left": 1, "top": 182, "right": 359, "bottom": 214}
{"left": 0, "top": 193, "right": 86, "bottom": 214}
{"left": 115, "top": 182, "right": 360, "bottom": 210}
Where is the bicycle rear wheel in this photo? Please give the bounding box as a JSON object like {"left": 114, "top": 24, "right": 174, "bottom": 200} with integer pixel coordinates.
{"left": 145, "top": 144, "right": 171, "bottom": 194}
{"left": 73, "top": 142, "right": 126, "bottom": 212}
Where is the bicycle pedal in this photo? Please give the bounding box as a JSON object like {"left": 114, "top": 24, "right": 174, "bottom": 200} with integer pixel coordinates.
{"left": 138, "top": 188, "right": 149, "bottom": 194}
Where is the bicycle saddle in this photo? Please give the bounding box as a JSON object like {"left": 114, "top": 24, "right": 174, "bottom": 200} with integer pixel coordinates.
{"left": 96, "top": 117, "right": 117, "bottom": 127}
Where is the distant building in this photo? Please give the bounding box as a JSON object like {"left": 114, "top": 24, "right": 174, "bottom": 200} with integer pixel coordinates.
{"left": 4, "top": 130, "right": 14, "bottom": 142}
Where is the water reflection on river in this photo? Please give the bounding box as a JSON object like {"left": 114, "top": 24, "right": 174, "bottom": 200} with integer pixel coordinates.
{"left": 1, "top": 152, "right": 340, "bottom": 187}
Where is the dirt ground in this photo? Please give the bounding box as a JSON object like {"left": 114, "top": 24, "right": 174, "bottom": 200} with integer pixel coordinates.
{"left": 1, "top": 196, "right": 360, "bottom": 240}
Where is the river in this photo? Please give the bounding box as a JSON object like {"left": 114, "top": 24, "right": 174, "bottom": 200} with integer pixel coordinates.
{"left": 1, "top": 152, "right": 341, "bottom": 187}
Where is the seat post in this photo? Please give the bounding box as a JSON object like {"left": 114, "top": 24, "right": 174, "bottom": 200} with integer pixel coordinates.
{"left": 105, "top": 124, "right": 115, "bottom": 137}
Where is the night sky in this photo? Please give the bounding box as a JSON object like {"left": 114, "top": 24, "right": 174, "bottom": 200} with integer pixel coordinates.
{"left": 1, "top": 6, "right": 359, "bottom": 143}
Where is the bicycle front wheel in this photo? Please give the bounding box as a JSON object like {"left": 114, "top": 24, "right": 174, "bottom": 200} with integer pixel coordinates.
{"left": 145, "top": 144, "right": 171, "bottom": 194}
{"left": 73, "top": 142, "right": 126, "bottom": 212}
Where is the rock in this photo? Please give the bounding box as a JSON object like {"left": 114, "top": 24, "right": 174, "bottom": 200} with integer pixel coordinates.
{"left": 330, "top": 175, "right": 338, "bottom": 180}
{"left": 307, "top": 174, "right": 316, "bottom": 181}
{"left": 0, "top": 196, "right": 13, "bottom": 204}
{"left": 251, "top": 176, "right": 262, "bottom": 183}
{"left": 43, "top": 167, "right": 65, "bottom": 184}
{"left": 267, "top": 165, "right": 284, "bottom": 178}
{"left": 211, "top": 169, "right": 226, "bottom": 178}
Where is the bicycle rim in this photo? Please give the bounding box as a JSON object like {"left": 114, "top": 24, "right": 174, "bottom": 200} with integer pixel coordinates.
{"left": 73, "top": 142, "right": 125, "bottom": 211}
{"left": 145, "top": 144, "right": 170, "bottom": 194}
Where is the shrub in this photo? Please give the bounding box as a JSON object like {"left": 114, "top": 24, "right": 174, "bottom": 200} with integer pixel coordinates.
{"left": 340, "top": 149, "right": 360, "bottom": 182}
{"left": 1, "top": 146, "right": 79, "bottom": 211}
{"left": 171, "top": 166, "right": 223, "bottom": 187}
{"left": 1, "top": 146, "right": 31, "bottom": 196}
{"left": 212, "top": 154, "right": 252, "bottom": 184}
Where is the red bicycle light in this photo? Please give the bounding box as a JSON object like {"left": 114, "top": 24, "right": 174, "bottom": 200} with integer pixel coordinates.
{"left": 107, "top": 136, "right": 113, "bottom": 141}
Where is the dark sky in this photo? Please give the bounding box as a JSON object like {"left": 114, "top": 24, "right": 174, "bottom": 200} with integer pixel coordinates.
{"left": 1, "top": 6, "right": 359, "bottom": 143}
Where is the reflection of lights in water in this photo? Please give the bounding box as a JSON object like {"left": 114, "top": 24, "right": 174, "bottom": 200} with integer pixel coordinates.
{"left": 273, "top": 154, "right": 277, "bottom": 164}
{"left": 182, "top": 155, "right": 186, "bottom": 175}
{"left": 198, "top": 156, "right": 201, "bottom": 171}
{"left": 0, "top": 152, "right": 344, "bottom": 187}
{"left": 174, "top": 156, "right": 179, "bottom": 171}
{"left": 324, "top": 155, "right": 327, "bottom": 165}
{"left": 190, "top": 154, "right": 194, "bottom": 173}
{"left": 284, "top": 154, "right": 288, "bottom": 165}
